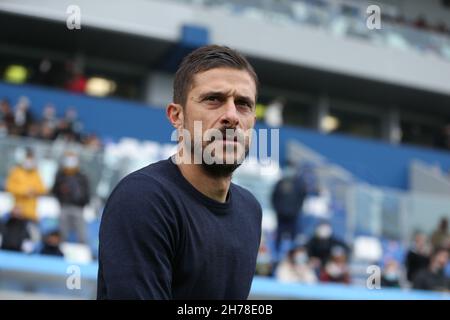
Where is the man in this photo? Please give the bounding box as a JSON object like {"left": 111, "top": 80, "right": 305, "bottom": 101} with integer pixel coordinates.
{"left": 405, "top": 232, "right": 430, "bottom": 283}
{"left": 52, "top": 151, "right": 90, "bottom": 244}
{"left": 431, "top": 218, "right": 448, "bottom": 249}
{"left": 12, "top": 96, "right": 34, "bottom": 137}
{"left": 0, "top": 207, "right": 31, "bottom": 252}
{"left": 306, "top": 222, "right": 349, "bottom": 267}
{"left": 413, "top": 247, "right": 450, "bottom": 292}
{"left": 39, "top": 230, "right": 64, "bottom": 257}
{"left": 271, "top": 163, "right": 308, "bottom": 254}
{"left": 97, "top": 45, "right": 262, "bottom": 299}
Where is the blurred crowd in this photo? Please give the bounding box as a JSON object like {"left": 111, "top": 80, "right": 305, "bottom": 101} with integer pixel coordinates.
{"left": 383, "top": 12, "right": 450, "bottom": 36}
{"left": 256, "top": 218, "right": 450, "bottom": 292}
{"left": 1, "top": 94, "right": 449, "bottom": 294}
{"left": 0, "top": 96, "right": 103, "bottom": 260}
{"left": 255, "top": 164, "right": 450, "bottom": 293}
{"left": 0, "top": 96, "right": 102, "bottom": 150}
{"left": 0, "top": 147, "right": 92, "bottom": 259}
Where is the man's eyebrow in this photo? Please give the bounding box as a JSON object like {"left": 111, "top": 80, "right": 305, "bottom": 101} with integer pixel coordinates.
{"left": 196, "top": 91, "right": 255, "bottom": 106}
{"left": 197, "top": 91, "right": 230, "bottom": 99}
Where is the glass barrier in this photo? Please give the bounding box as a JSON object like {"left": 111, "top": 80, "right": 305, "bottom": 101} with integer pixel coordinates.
{"left": 2, "top": 135, "right": 450, "bottom": 247}
{"left": 346, "top": 183, "right": 450, "bottom": 244}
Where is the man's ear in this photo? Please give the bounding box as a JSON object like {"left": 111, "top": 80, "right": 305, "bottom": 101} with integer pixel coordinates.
{"left": 166, "top": 103, "right": 184, "bottom": 129}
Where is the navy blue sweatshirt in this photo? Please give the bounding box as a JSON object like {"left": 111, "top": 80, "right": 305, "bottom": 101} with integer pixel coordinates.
{"left": 97, "top": 157, "right": 262, "bottom": 300}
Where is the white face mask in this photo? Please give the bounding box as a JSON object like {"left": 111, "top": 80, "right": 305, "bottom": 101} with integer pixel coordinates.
{"left": 22, "top": 159, "right": 35, "bottom": 170}
{"left": 316, "top": 225, "right": 332, "bottom": 239}
{"left": 63, "top": 156, "right": 79, "bottom": 169}
{"left": 326, "top": 262, "right": 345, "bottom": 277}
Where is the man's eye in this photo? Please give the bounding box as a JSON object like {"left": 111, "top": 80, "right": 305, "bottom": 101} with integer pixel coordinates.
{"left": 236, "top": 101, "right": 251, "bottom": 108}
{"left": 205, "top": 96, "right": 220, "bottom": 102}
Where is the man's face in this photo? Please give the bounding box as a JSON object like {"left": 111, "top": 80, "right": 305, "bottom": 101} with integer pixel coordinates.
{"left": 435, "top": 250, "right": 449, "bottom": 269}
{"left": 181, "top": 67, "right": 256, "bottom": 175}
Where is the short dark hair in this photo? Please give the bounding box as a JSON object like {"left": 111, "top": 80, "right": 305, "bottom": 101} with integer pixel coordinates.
{"left": 173, "top": 45, "right": 258, "bottom": 106}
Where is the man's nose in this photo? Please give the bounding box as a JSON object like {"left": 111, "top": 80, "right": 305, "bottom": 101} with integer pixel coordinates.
{"left": 219, "top": 100, "right": 240, "bottom": 128}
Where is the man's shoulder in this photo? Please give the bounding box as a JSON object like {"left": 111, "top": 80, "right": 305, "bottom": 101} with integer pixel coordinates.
{"left": 124, "top": 158, "right": 172, "bottom": 182}
{"left": 109, "top": 159, "right": 173, "bottom": 201}
{"left": 102, "top": 159, "right": 177, "bottom": 222}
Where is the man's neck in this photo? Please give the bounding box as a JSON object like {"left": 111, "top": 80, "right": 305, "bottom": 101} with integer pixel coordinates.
{"left": 176, "top": 157, "right": 231, "bottom": 203}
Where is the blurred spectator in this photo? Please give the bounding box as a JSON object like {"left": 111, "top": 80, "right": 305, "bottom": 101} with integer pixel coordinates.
{"left": 413, "top": 247, "right": 450, "bottom": 292}
{"left": 55, "top": 108, "right": 83, "bottom": 142}
{"left": 65, "top": 107, "right": 83, "bottom": 134}
{"left": 40, "top": 123, "right": 57, "bottom": 141}
{"left": 65, "top": 71, "right": 87, "bottom": 93}
{"left": 38, "top": 104, "right": 59, "bottom": 141}
{"left": 27, "top": 123, "right": 41, "bottom": 139}
{"left": 40, "top": 230, "right": 64, "bottom": 257}
{"left": 275, "top": 245, "right": 317, "bottom": 284}
{"left": 12, "top": 96, "right": 34, "bottom": 136}
{"left": 414, "top": 15, "right": 428, "bottom": 30}
{"left": 0, "top": 98, "right": 14, "bottom": 132}
{"left": 255, "top": 234, "right": 274, "bottom": 277}
{"left": 5, "top": 148, "right": 47, "bottom": 222}
{"left": 319, "top": 246, "right": 351, "bottom": 284}
{"left": 405, "top": 232, "right": 430, "bottom": 283}
{"left": 0, "top": 207, "right": 32, "bottom": 252}
{"left": 52, "top": 152, "right": 90, "bottom": 244}
{"left": 431, "top": 218, "right": 449, "bottom": 249}
{"left": 306, "top": 222, "right": 349, "bottom": 267}
{"left": 55, "top": 119, "right": 77, "bottom": 142}
{"left": 434, "top": 124, "right": 450, "bottom": 150}
{"left": 0, "top": 121, "right": 8, "bottom": 138}
{"left": 271, "top": 164, "right": 308, "bottom": 254}
{"left": 83, "top": 133, "right": 103, "bottom": 150}
{"left": 381, "top": 259, "right": 401, "bottom": 288}
{"left": 41, "top": 103, "right": 59, "bottom": 131}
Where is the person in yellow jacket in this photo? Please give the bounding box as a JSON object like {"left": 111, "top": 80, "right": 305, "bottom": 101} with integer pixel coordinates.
{"left": 6, "top": 149, "right": 47, "bottom": 222}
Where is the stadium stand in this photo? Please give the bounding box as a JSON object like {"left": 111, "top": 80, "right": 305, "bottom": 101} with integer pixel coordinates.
{"left": 1, "top": 0, "right": 450, "bottom": 299}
